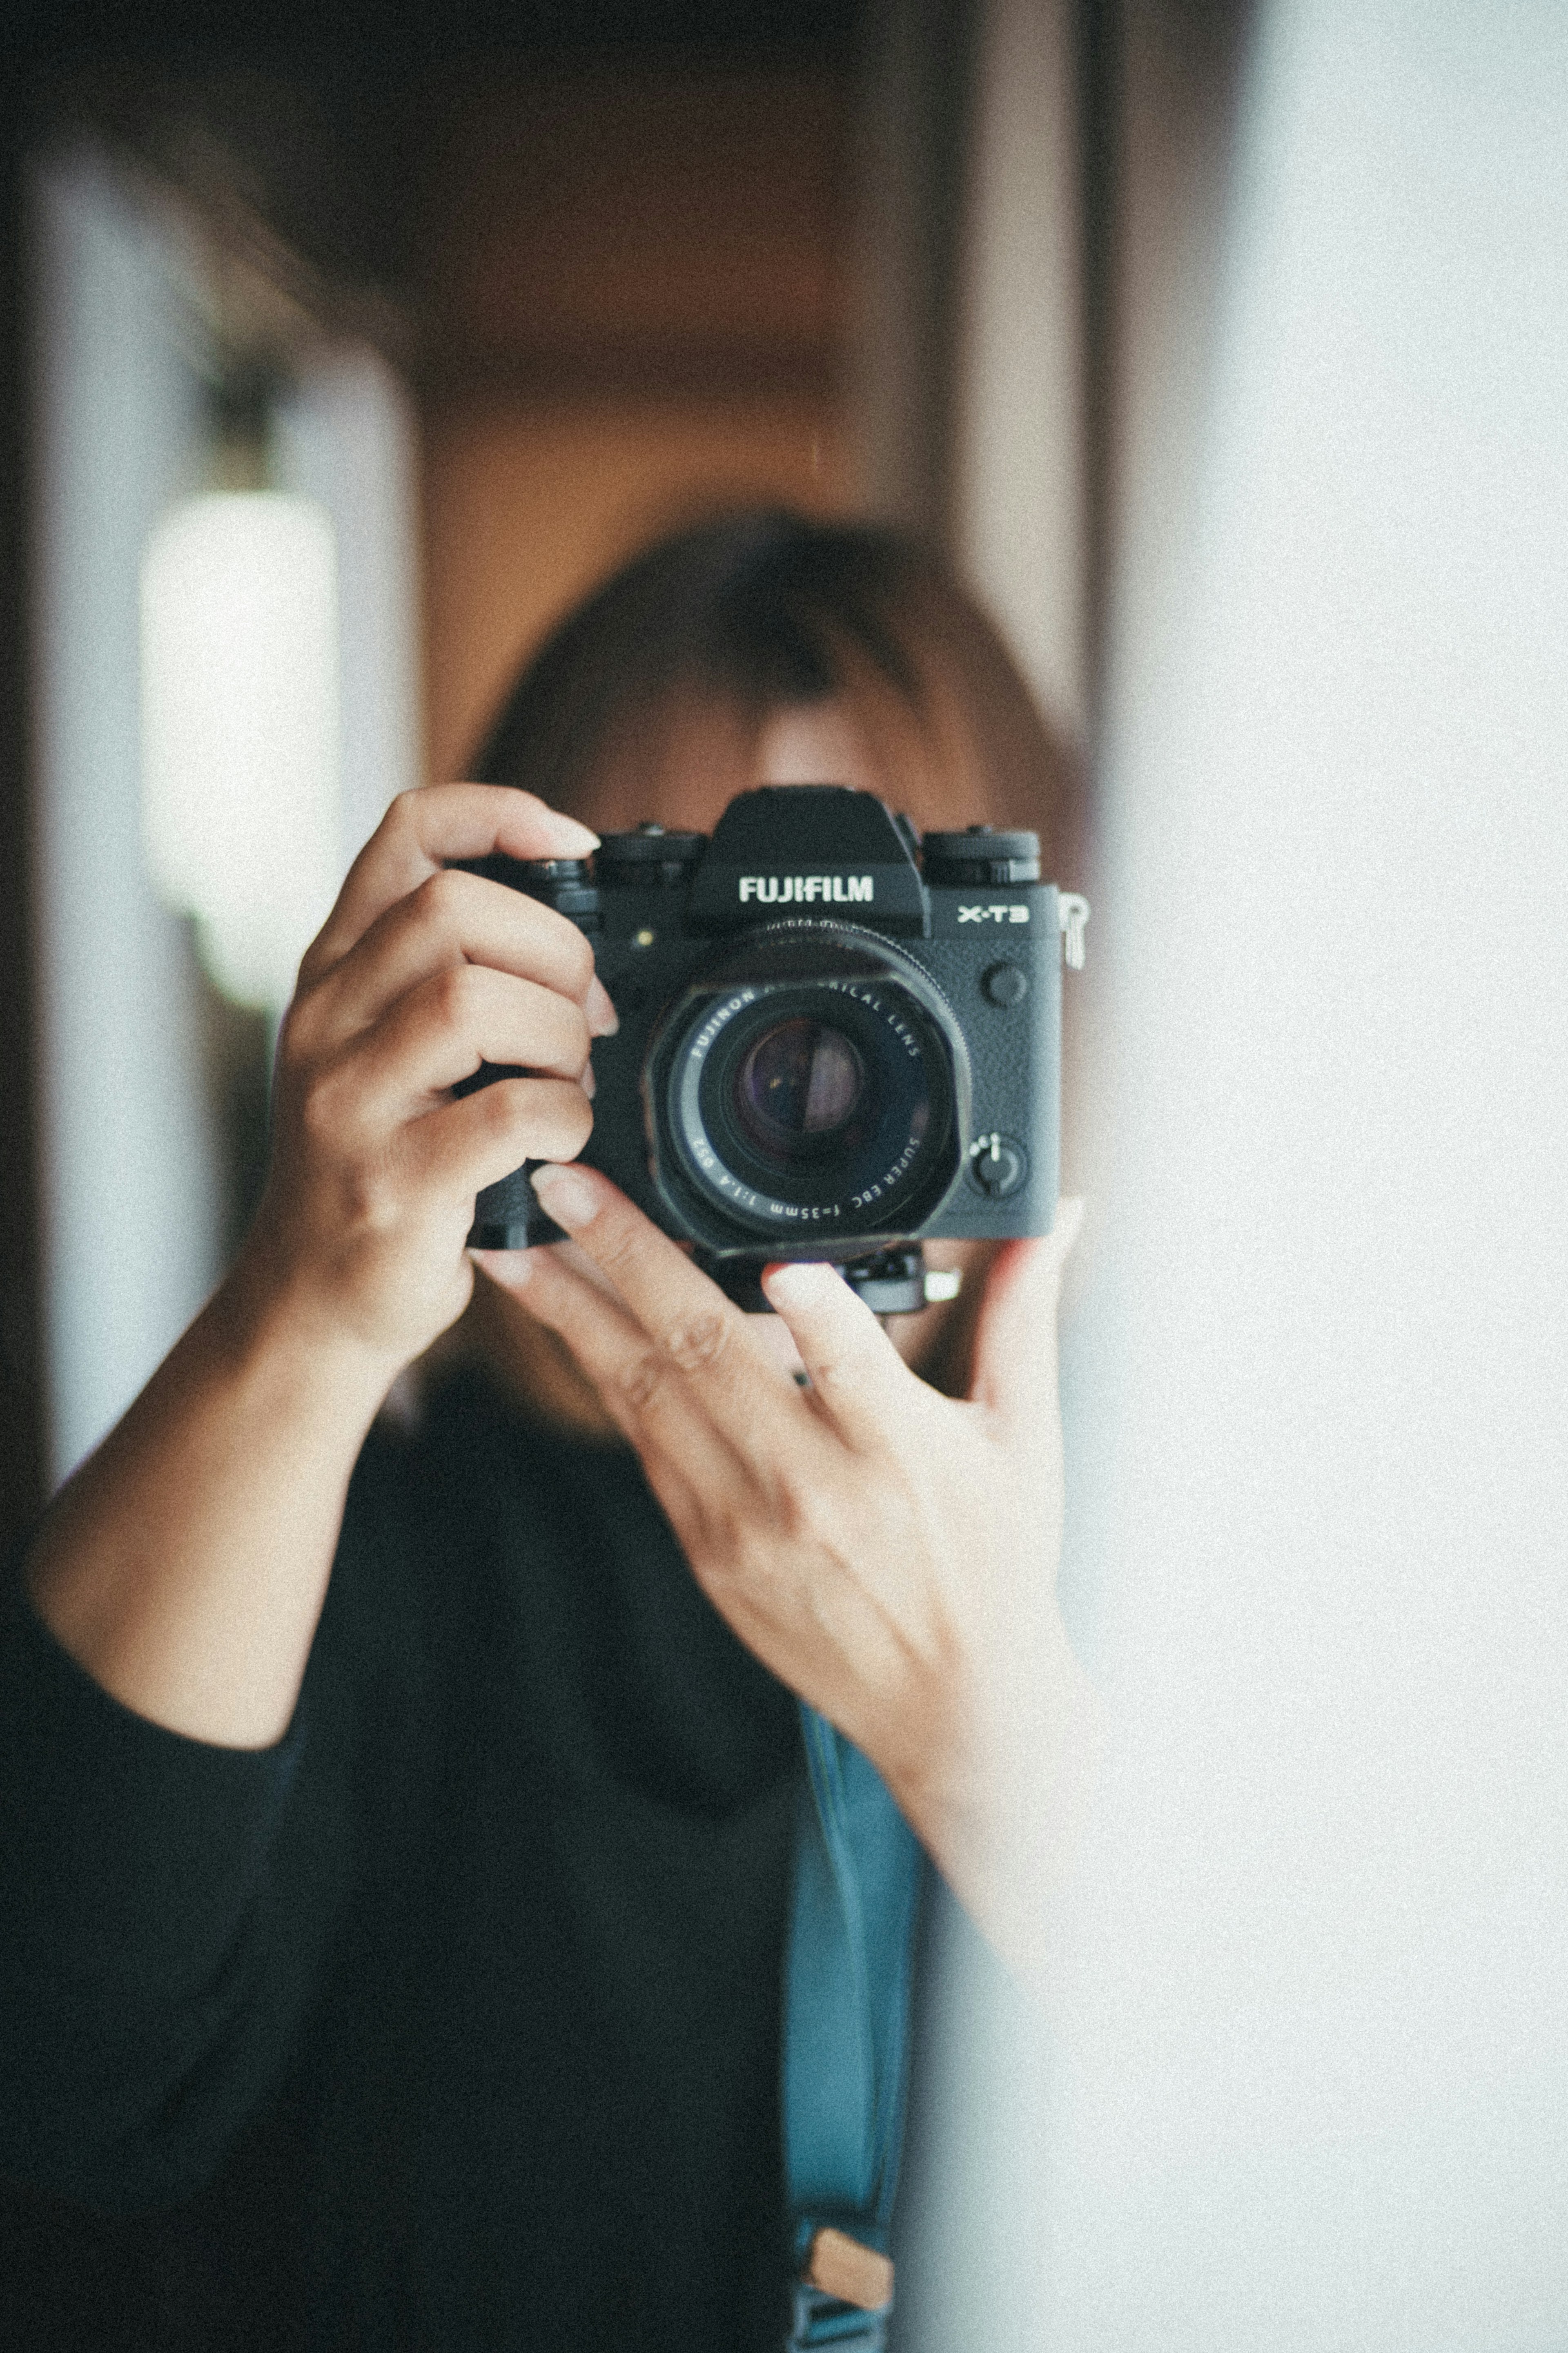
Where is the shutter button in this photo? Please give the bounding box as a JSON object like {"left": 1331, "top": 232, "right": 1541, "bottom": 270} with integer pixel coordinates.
{"left": 967, "top": 1133, "right": 1028, "bottom": 1198}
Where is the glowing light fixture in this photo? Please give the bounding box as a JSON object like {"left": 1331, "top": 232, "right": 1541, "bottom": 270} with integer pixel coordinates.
{"left": 141, "top": 489, "right": 342, "bottom": 1009}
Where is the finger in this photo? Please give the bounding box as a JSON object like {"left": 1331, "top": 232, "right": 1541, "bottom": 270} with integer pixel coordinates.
{"left": 399, "top": 1075, "right": 595, "bottom": 1198}
{"left": 332, "top": 965, "right": 592, "bottom": 1129}
{"left": 523, "top": 1163, "right": 806, "bottom": 1463}
{"left": 301, "top": 865, "right": 608, "bottom": 1050}
{"left": 758, "top": 1260, "right": 916, "bottom": 1453}
{"left": 967, "top": 1197, "right": 1085, "bottom": 1429}
{"left": 480, "top": 1241, "right": 750, "bottom": 1499}
{"left": 302, "top": 784, "right": 600, "bottom": 981}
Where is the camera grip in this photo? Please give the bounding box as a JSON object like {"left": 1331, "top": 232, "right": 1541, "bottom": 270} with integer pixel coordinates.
{"left": 468, "top": 1160, "right": 567, "bottom": 1251}
{"left": 452, "top": 1057, "right": 570, "bottom": 1250}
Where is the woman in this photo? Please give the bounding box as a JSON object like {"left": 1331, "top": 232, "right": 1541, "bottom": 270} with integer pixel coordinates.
{"left": 1, "top": 512, "right": 1095, "bottom": 2349}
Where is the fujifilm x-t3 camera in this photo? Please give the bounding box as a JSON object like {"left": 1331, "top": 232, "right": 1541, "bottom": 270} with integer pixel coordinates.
{"left": 460, "top": 785, "right": 1087, "bottom": 1314}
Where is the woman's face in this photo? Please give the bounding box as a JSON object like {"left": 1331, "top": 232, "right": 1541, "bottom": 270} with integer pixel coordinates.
{"left": 476, "top": 697, "right": 997, "bottom": 1430}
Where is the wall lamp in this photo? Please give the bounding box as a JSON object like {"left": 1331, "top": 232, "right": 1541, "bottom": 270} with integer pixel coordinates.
{"left": 140, "top": 370, "right": 342, "bottom": 1012}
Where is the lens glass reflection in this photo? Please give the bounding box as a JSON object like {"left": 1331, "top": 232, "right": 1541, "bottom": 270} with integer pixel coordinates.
{"left": 734, "top": 1018, "right": 866, "bottom": 1161}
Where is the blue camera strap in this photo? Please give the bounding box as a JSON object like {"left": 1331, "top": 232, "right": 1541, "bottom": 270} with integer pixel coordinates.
{"left": 783, "top": 1703, "right": 923, "bottom": 2350}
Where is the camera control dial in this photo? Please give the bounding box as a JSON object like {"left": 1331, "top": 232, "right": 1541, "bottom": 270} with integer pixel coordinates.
{"left": 595, "top": 825, "right": 707, "bottom": 888}
{"left": 981, "top": 961, "right": 1029, "bottom": 1008}
{"left": 967, "top": 1131, "right": 1028, "bottom": 1199}
{"left": 923, "top": 825, "right": 1041, "bottom": 887}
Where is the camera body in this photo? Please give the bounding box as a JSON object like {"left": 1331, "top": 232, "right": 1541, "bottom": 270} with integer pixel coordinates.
{"left": 464, "top": 785, "right": 1067, "bottom": 1279}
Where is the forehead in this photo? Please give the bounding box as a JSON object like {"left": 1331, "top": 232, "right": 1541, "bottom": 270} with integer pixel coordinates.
{"left": 574, "top": 689, "right": 1001, "bottom": 843}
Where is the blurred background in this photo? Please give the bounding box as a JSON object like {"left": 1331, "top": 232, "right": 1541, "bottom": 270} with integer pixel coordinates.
{"left": 2, "top": 0, "right": 1168, "bottom": 1510}
{"left": 7, "top": 2, "right": 1568, "bottom": 2348}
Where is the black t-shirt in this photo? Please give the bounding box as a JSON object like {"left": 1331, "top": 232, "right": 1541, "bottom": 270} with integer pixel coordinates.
{"left": 0, "top": 1368, "right": 806, "bottom": 2351}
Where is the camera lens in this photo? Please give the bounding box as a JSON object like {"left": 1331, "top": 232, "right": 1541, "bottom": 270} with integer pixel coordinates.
{"left": 645, "top": 927, "right": 970, "bottom": 1248}
{"left": 734, "top": 1019, "right": 869, "bottom": 1161}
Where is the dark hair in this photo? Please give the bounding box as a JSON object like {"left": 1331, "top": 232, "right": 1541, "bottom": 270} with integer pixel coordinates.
{"left": 472, "top": 508, "right": 1076, "bottom": 859}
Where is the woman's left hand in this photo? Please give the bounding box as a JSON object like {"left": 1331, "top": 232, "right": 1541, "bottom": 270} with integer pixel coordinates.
{"left": 475, "top": 1165, "right": 1095, "bottom": 1977}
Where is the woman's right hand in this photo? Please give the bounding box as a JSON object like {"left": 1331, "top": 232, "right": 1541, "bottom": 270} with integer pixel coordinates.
{"left": 25, "top": 781, "right": 610, "bottom": 1746}
{"left": 239, "top": 783, "right": 616, "bottom": 1371}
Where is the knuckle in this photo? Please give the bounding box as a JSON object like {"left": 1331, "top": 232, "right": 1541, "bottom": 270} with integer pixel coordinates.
{"left": 699, "top": 1501, "right": 752, "bottom": 1572}
{"left": 276, "top": 996, "right": 312, "bottom": 1071}
{"left": 342, "top": 1150, "right": 403, "bottom": 1237}
{"left": 767, "top": 1476, "right": 818, "bottom": 1547}
{"left": 385, "top": 787, "right": 424, "bottom": 840}
{"left": 529, "top": 906, "right": 595, "bottom": 996}
{"left": 298, "top": 1066, "right": 347, "bottom": 1149}
{"left": 430, "top": 959, "right": 483, "bottom": 1030}
{"left": 619, "top": 1349, "right": 669, "bottom": 1416}
{"left": 294, "top": 935, "right": 327, "bottom": 988}
{"left": 563, "top": 930, "right": 597, "bottom": 998}
{"left": 561, "top": 1000, "right": 592, "bottom": 1063}
{"left": 663, "top": 1311, "right": 731, "bottom": 1377}
{"left": 557, "top": 1089, "right": 595, "bottom": 1155}
{"left": 482, "top": 1075, "right": 590, "bottom": 1161}
{"left": 415, "top": 865, "right": 468, "bottom": 928}
{"left": 530, "top": 989, "right": 582, "bottom": 1068}
{"left": 474, "top": 1078, "right": 523, "bottom": 1142}
{"left": 810, "top": 1347, "right": 860, "bottom": 1398}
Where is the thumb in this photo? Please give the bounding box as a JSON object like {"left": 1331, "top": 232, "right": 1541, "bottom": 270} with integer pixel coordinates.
{"left": 968, "top": 1196, "right": 1085, "bottom": 1427}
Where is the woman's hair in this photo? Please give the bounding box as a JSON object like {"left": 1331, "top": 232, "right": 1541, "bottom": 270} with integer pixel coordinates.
{"left": 472, "top": 509, "right": 1077, "bottom": 860}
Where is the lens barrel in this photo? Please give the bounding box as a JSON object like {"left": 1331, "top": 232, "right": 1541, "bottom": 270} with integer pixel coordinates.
{"left": 644, "top": 926, "right": 971, "bottom": 1251}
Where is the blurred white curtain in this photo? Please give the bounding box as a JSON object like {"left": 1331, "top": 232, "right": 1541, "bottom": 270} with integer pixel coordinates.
{"left": 275, "top": 347, "right": 423, "bottom": 863}
{"left": 32, "top": 154, "right": 423, "bottom": 1481}
{"left": 1043, "top": 3, "right": 1568, "bottom": 2346}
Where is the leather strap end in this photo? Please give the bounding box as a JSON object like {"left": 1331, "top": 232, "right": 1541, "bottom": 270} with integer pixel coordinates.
{"left": 806, "top": 2227, "right": 894, "bottom": 2312}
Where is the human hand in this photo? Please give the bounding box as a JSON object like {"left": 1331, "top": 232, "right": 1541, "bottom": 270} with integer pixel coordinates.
{"left": 238, "top": 785, "right": 617, "bottom": 1371}
{"left": 477, "top": 1171, "right": 1095, "bottom": 1974}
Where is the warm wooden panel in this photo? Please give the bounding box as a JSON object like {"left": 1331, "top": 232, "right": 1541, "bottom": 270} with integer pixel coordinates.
{"left": 415, "top": 68, "right": 853, "bottom": 393}
{"left": 423, "top": 396, "right": 855, "bottom": 780}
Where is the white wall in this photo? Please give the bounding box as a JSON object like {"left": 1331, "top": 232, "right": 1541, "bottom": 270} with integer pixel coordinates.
{"left": 30, "top": 151, "right": 222, "bottom": 1485}
{"left": 1045, "top": 4, "right": 1568, "bottom": 2344}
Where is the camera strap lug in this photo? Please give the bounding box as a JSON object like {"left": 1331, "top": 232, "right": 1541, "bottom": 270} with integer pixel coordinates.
{"left": 1057, "top": 892, "right": 1090, "bottom": 969}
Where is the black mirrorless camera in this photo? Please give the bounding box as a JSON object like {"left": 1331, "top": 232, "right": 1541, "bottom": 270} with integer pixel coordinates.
{"left": 460, "top": 785, "right": 1085, "bottom": 1314}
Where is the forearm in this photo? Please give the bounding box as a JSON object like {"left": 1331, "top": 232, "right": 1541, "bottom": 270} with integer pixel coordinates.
{"left": 890, "top": 1630, "right": 1103, "bottom": 1993}
{"left": 24, "top": 783, "right": 607, "bottom": 1752}
{"left": 26, "top": 1256, "right": 400, "bottom": 1749}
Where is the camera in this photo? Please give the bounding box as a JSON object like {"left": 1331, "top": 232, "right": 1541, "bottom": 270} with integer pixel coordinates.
{"left": 459, "top": 786, "right": 1085, "bottom": 1312}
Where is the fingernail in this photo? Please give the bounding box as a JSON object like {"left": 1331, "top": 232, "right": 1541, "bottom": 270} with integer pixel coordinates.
{"left": 530, "top": 1163, "right": 600, "bottom": 1230}
{"left": 762, "top": 1261, "right": 834, "bottom": 1310}
{"left": 586, "top": 976, "right": 620, "bottom": 1036}
{"left": 544, "top": 813, "right": 601, "bottom": 853}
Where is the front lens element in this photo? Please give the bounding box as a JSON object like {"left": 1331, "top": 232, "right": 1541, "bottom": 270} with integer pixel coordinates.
{"left": 735, "top": 1019, "right": 869, "bottom": 1161}
{"left": 646, "top": 927, "right": 971, "bottom": 1247}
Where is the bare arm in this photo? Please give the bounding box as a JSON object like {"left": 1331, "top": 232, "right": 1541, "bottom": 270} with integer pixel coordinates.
{"left": 26, "top": 784, "right": 613, "bottom": 1750}
{"left": 24, "top": 1268, "right": 399, "bottom": 1751}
